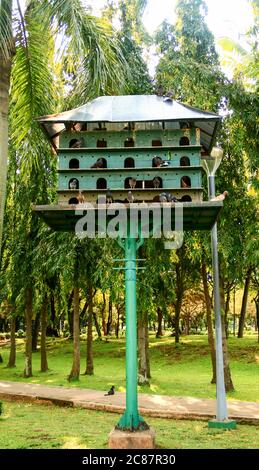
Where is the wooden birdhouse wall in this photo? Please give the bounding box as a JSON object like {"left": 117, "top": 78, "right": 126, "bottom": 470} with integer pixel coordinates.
{"left": 57, "top": 125, "right": 203, "bottom": 205}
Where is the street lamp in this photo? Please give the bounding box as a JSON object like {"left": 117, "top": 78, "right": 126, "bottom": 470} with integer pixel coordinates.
{"left": 202, "top": 146, "right": 236, "bottom": 429}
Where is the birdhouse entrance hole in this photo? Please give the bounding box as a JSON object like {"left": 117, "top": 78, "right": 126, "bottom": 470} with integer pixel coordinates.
{"left": 179, "top": 136, "right": 190, "bottom": 146}
{"left": 181, "top": 195, "right": 192, "bottom": 202}
{"left": 68, "top": 197, "right": 79, "bottom": 204}
{"left": 124, "top": 157, "right": 135, "bottom": 168}
{"left": 69, "top": 158, "right": 80, "bottom": 169}
{"left": 124, "top": 138, "right": 135, "bottom": 147}
{"left": 180, "top": 176, "right": 191, "bottom": 188}
{"left": 152, "top": 139, "right": 162, "bottom": 147}
{"left": 180, "top": 156, "right": 190, "bottom": 166}
{"left": 97, "top": 139, "right": 107, "bottom": 148}
{"left": 96, "top": 178, "right": 107, "bottom": 189}
{"left": 69, "top": 178, "right": 79, "bottom": 189}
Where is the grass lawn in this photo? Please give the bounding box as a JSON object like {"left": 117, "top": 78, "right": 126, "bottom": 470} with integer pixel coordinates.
{"left": 0, "top": 399, "right": 258, "bottom": 449}
{"left": 0, "top": 333, "right": 258, "bottom": 402}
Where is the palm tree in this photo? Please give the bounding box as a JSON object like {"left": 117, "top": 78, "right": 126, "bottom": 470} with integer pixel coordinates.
{"left": 0, "top": 0, "right": 127, "bottom": 258}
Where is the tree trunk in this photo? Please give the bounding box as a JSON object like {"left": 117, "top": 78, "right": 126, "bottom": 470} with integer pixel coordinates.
{"left": 174, "top": 300, "right": 182, "bottom": 343}
{"left": 67, "top": 290, "right": 74, "bottom": 337}
{"left": 138, "top": 311, "right": 149, "bottom": 385}
{"left": 201, "top": 259, "right": 216, "bottom": 383}
{"left": 238, "top": 267, "right": 252, "bottom": 338}
{"left": 254, "top": 298, "right": 259, "bottom": 343}
{"left": 7, "top": 315, "right": 16, "bottom": 368}
{"left": 85, "top": 281, "right": 94, "bottom": 375}
{"left": 32, "top": 310, "right": 40, "bottom": 352}
{"left": 23, "top": 287, "right": 33, "bottom": 378}
{"left": 145, "top": 314, "right": 151, "bottom": 379}
{"left": 156, "top": 307, "right": 163, "bottom": 338}
{"left": 106, "top": 298, "right": 113, "bottom": 335}
{"left": 93, "top": 311, "right": 102, "bottom": 340}
{"left": 0, "top": 37, "right": 12, "bottom": 259}
{"left": 224, "top": 287, "right": 231, "bottom": 339}
{"left": 68, "top": 253, "right": 80, "bottom": 381}
{"left": 101, "top": 293, "right": 107, "bottom": 336}
{"left": 40, "top": 299, "right": 49, "bottom": 372}
{"left": 220, "top": 278, "right": 234, "bottom": 392}
{"left": 115, "top": 306, "right": 120, "bottom": 338}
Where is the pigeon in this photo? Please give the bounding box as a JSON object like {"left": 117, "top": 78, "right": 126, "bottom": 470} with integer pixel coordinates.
{"left": 156, "top": 85, "right": 164, "bottom": 97}
{"left": 91, "top": 158, "right": 106, "bottom": 169}
{"left": 70, "top": 138, "right": 84, "bottom": 148}
{"left": 106, "top": 189, "right": 113, "bottom": 204}
{"left": 129, "top": 177, "right": 136, "bottom": 189}
{"left": 210, "top": 191, "right": 228, "bottom": 201}
{"left": 105, "top": 385, "right": 115, "bottom": 396}
{"left": 127, "top": 191, "right": 134, "bottom": 204}
{"left": 161, "top": 160, "right": 171, "bottom": 167}
{"left": 159, "top": 192, "right": 168, "bottom": 203}
{"left": 69, "top": 179, "right": 78, "bottom": 190}
{"left": 152, "top": 177, "right": 161, "bottom": 188}
{"left": 163, "top": 91, "right": 174, "bottom": 102}
{"left": 152, "top": 156, "right": 163, "bottom": 167}
{"left": 166, "top": 193, "right": 179, "bottom": 203}
{"left": 77, "top": 191, "right": 85, "bottom": 204}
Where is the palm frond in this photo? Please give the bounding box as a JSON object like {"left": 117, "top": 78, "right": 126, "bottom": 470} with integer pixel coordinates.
{"left": 10, "top": 5, "right": 55, "bottom": 147}
{"left": 0, "top": 0, "right": 13, "bottom": 61}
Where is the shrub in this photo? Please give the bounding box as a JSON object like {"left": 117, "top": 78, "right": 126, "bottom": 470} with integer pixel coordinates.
{"left": 17, "top": 329, "right": 25, "bottom": 338}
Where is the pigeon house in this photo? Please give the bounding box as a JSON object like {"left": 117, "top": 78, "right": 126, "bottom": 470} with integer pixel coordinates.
{"left": 34, "top": 94, "right": 223, "bottom": 231}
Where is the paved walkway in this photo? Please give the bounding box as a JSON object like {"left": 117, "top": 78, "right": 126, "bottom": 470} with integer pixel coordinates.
{"left": 0, "top": 380, "right": 258, "bottom": 424}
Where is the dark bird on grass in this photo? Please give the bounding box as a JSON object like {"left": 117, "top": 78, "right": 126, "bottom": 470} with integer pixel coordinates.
{"left": 69, "top": 179, "right": 78, "bottom": 190}
{"left": 106, "top": 189, "right": 113, "bottom": 204}
{"left": 105, "top": 385, "right": 115, "bottom": 396}
{"left": 129, "top": 177, "right": 136, "bottom": 189}
{"left": 210, "top": 191, "right": 228, "bottom": 201}
{"left": 77, "top": 191, "right": 85, "bottom": 204}
{"left": 91, "top": 158, "right": 106, "bottom": 169}
{"left": 127, "top": 191, "right": 134, "bottom": 204}
{"left": 159, "top": 192, "right": 168, "bottom": 203}
{"left": 152, "top": 177, "right": 161, "bottom": 188}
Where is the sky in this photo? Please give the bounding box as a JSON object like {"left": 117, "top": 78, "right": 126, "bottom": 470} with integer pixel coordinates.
{"left": 89, "top": 0, "right": 253, "bottom": 46}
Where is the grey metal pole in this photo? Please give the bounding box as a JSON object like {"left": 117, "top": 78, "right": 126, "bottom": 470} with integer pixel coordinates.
{"left": 209, "top": 175, "right": 228, "bottom": 421}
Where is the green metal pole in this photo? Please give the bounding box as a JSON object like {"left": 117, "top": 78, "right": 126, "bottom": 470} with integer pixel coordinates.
{"left": 117, "top": 237, "right": 147, "bottom": 431}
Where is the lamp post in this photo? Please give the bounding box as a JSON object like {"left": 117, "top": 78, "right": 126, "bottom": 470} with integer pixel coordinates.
{"left": 202, "top": 147, "right": 236, "bottom": 429}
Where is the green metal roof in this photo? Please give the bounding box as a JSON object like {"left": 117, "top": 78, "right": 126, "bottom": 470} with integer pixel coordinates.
{"left": 37, "top": 95, "right": 221, "bottom": 153}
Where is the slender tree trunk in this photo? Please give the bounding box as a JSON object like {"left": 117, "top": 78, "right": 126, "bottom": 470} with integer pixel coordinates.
{"left": 254, "top": 298, "right": 259, "bottom": 343}
{"left": 85, "top": 281, "right": 94, "bottom": 375}
{"left": 24, "top": 287, "right": 33, "bottom": 378}
{"left": 145, "top": 314, "right": 151, "bottom": 379}
{"left": 156, "top": 307, "right": 163, "bottom": 338}
{"left": 115, "top": 306, "right": 120, "bottom": 338}
{"left": 93, "top": 311, "right": 102, "bottom": 340}
{"left": 238, "top": 267, "right": 252, "bottom": 338}
{"left": 224, "top": 287, "right": 231, "bottom": 339}
{"left": 201, "top": 259, "right": 216, "bottom": 383}
{"left": 106, "top": 298, "right": 113, "bottom": 335}
{"left": 32, "top": 310, "right": 40, "bottom": 352}
{"left": 67, "top": 290, "right": 74, "bottom": 337}
{"left": 68, "top": 253, "right": 80, "bottom": 381}
{"left": 174, "top": 300, "right": 182, "bottom": 344}
{"left": 138, "top": 311, "right": 149, "bottom": 385}
{"left": 101, "top": 293, "right": 107, "bottom": 336}
{"left": 40, "top": 299, "right": 49, "bottom": 372}
{"left": 220, "top": 278, "right": 234, "bottom": 391}
{"left": 0, "top": 37, "right": 13, "bottom": 259}
{"left": 7, "top": 316, "right": 16, "bottom": 368}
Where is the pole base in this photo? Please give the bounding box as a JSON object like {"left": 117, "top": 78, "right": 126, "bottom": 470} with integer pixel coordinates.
{"left": 109, "top": 427, "right": 155, "bottom": 449}
{"left": 208, "top": 419, "right": 237, "bottom": 430}
{"left": 116, "top": 412, "right": 149, "bottom": 432}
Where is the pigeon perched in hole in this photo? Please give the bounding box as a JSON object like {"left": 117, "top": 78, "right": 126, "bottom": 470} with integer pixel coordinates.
{"left": 69, "top": 179, "right": 78, "bottom": 190}
{"left": 105, "top": 385, "right": 115, "bottom": 396}
{"left": 70, "top": 138, "right": 84, "bottom": 148}
{"left": 129, "top": 178, "right": 136, "bottom": 189}
{"left": 161, "top": 160, "right": 171, "bottom": 167}
{"left": 91, "top": 158, "right": 106, "bottom": 169}
{"left": 77, "top": 191, "right": 85, "bottom": 204}
{"left": 153, "top": 177, "right": 161, "bottom": 188}
{"left": 166, "top": 193, "right": 179, "bottom": 203}
{"left": 106, "top": 189, "right": 113, "bottom": 204}
{"left": 152, "top": 156, "right": 163, "bottom": 167}
{"left": 159, "top": 192, "right": 168, "bottom": 203}
{"left": 210, "top": 191, "right": 228, "bottom": 201}
{"left": 127, "top": 191, "right": 134, "bottom": 204}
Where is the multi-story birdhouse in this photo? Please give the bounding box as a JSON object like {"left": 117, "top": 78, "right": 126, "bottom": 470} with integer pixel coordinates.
{"left": 35, "top": 94, "right": 222, "bottom": 231}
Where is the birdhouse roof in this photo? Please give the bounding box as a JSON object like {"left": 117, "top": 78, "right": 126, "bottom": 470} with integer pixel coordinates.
{"left": 37, "top": 94, "right": 221, "bottom": 152}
